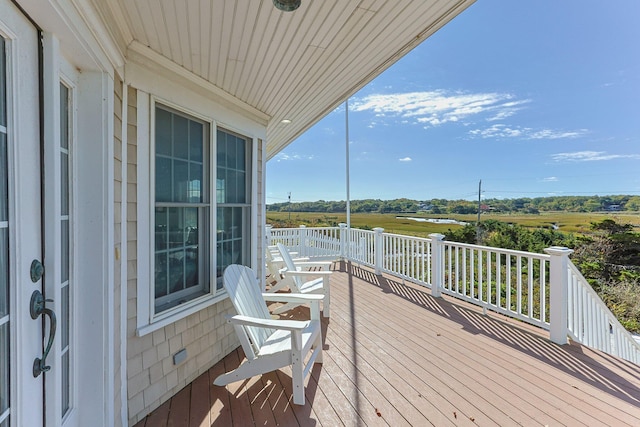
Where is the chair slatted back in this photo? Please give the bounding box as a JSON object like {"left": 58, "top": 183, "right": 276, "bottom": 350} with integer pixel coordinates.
{"left": 223, "top": 265, "right": 275, "bottom": 357}
{"left": 276, "top": 243, "right": 305, "bottom": 291}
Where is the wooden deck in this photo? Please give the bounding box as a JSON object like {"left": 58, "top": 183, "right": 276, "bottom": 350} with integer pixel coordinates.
{"left": 134, "top": 261, "right": 640, "bottom": 426}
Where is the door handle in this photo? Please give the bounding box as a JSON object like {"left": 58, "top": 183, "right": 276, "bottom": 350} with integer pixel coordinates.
{"left": 30, "top": 290, "right": 57, "bottom": 377}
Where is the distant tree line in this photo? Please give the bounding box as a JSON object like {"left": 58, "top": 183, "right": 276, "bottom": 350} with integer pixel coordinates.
{"left": 267, "top": 195, "right": 640, "bottom": 214}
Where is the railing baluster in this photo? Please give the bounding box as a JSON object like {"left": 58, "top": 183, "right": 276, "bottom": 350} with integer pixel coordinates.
{"left": 462, "top": 248, "right": 467, "bottom": 297}
{"left": 479, "top": 249, "right": 484, "bottom": 303}
{"left": 496, "top": 252, "right": 501, "bottom": 309}
{"left": 470, "top": 249, "right": 475, "bottom": 299}
{"left": 487, "top": 251, "right": 492, "bottom": 305}
{"left": 506, "top": 254, "right": 511, "bottom": 312}
{"left": 446, "top": 244, "right": 452, "bottom": 291}
{"left": 528, "top": 257, "right": 534, "bottom": 319}
{"left": 540, "top": 259, "right": 546, "bottom": 324}
{"left": 516, "top": 255, "right": 522, "bottom": 316}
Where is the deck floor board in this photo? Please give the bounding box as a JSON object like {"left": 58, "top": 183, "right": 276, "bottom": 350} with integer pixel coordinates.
{"left": 330, "top": 273, "right": 609, "bottom": 426}
{"left": 135, "top": 262, "right": 640, "bottom": 426}
{"left": 340, "top": 270, "right": 640, "bottom": 426}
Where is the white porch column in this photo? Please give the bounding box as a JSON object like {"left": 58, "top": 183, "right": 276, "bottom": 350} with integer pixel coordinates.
{"left": 544, "top": 246, "right": 574, "bottom": 345}
{"left": 373, "top": 228, "right": 384, "bottom": 274}
{"left": 339, "top": 223, "right": 348, "bottom": 260}
{"left": 429, "top": 233, "right": 445, "bottom": 298}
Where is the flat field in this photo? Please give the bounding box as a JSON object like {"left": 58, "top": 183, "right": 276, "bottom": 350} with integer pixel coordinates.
{"left": 266, "top": 211, "right": 640, "bottom": 238}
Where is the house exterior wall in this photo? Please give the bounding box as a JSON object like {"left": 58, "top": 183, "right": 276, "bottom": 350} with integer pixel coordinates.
{"left": 123, "top": 77, "right": 264, "bottom": 424}
{"left": 10, "top": 3, "right": 268, "bottom": 425}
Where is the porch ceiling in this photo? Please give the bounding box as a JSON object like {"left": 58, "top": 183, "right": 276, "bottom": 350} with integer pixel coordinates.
{"left": 101, "top": 0, "right": 475, "bottom": 159}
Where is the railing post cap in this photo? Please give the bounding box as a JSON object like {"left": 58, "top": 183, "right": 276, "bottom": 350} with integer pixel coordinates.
{"left": 544, "top": 246, "right": 574, "bottom": 256}
{"left": 265, "top": 224, "right": 272, "bottom": 230}
{"left": 339, "top": 223, "right": 347, "bottom": 228}
{"left": 299, "top": 225, "right": 306, "bottom": 228}
{"left": 429, "top": 233, "right": 446, "bottom": 241}
{"left": 373, "top": 227, "right": 384, "bottom": 233}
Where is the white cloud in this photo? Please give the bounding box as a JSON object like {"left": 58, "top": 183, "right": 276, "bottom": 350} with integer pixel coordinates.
{"left": 528, "top": 129, "right": 589, "bottom": 139}
{"left": 469, "top": 124, "right": 588, "bottom": 140}
{"left": 469, "top": 124, "right": 523, "bottom": 138}
{"left": 399, "top": 157, "right": 412, "bottom": 162}
{"left": 274, "top": 153, "right": 315, "bottom": 162}
{"left": 542, "top": 176, "right": 558, "bottom": 182}
{"left": 486, "top": 110, "right": 517, "bottom": 121}
{"left": 349, "top": 90, "right": 589, "bottom": 142}
{"left": 551, "top": 151, "right": 640, "bottom": 162}
{"left": 350, "top": 90, "right": 529, "bottom": 128}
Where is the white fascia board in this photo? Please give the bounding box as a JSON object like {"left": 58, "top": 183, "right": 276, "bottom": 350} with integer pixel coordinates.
{"left": 69, "top": 0, "right": 126, "bottom": 69}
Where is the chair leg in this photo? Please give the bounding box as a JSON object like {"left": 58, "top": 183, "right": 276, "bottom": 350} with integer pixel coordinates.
{"left": 323, "top": 283, "right": 330, "bottom": 317}
{"left": 291, "top": 348, "right": 305, "bottom": 405}
{"left": 314, "top": 330, "right": 323, "bottom": 364}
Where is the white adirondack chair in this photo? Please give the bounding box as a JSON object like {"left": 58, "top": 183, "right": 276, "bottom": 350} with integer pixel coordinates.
{"left": 276, "top": 243, "right": 332, "bottom": 317}
{"left": 214, "top": 264, "right": 323, "bottom": 405}
{"left": 265, "top": 245, "right": 309, "bottom": 293}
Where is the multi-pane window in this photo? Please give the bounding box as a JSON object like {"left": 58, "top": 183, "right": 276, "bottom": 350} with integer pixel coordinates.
{"left": 153, "top": 105, "right": 252, "bottom": 314}
{"left": 154, "top": 106, "right": 210, "bottom": 313}
{"left": 216, "top": 129, "right": 251, "bottom": 287}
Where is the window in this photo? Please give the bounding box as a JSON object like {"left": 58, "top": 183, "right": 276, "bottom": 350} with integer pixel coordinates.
{"left": 154, "top": 106, "right": 210, "bottom": 313}
{"left": 152, "top": 104, "right": 252, "bottom": 316}
{"left": 216, "top": 129, "right": 252, "bottom": 287}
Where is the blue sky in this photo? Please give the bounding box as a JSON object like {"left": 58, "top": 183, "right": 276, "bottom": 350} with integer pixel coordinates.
{"left": 266, "top": 0, "right": 640, "bottom": 204}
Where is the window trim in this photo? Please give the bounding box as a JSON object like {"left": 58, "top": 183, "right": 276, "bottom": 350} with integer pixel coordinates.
{"left": 136, "top": 93, "right": 259, "bottom": 336}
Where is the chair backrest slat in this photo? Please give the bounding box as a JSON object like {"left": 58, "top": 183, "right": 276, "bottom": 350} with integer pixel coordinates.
{"left": 223, "top": 265, "right": 275, "bottom": 356}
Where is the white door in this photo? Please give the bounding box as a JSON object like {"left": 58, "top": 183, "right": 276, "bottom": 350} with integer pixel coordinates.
{"left": 1, "top": 1, "right": 46, "bottom": 426}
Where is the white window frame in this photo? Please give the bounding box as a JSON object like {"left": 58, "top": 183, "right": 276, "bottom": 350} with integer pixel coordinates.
{"left": 214, "top": 127, "right": 253, "bottom": 288}
{"left": 152, "top": 103, "right": 212, "bottom": 314}
{"left": 136, "top": 93, "right": 259, "bottom": 336}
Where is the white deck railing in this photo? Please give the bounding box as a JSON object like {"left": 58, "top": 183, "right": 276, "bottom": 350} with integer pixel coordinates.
{"left": 266, "top": 224, "right": 640, "bottom": 364}
{"left": 567, "top": 262, "right": 640, "bottom": 362}
{"left": 267, "top": 225, "right": 342, "bottom": 259}
{"left": 440, "top": 240, "right": 551, "bottom": 330}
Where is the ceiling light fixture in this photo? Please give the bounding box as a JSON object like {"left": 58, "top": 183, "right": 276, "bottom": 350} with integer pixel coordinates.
{"left": 281, "top": 119, "right": 292, "bottom": 124}
{"left": 273, "top": 0, "right": 301, "bottom": 12}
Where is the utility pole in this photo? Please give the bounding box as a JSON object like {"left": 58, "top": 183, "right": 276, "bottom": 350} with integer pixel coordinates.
{"left": 476, "top": 179, "right": 482, "bottom": 243}
{"left": 288, "top": 192, "right": 291, "bottom": 221}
